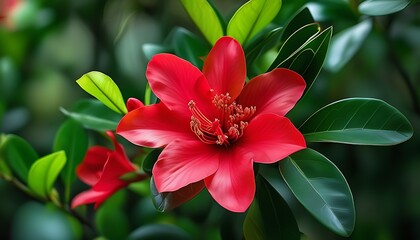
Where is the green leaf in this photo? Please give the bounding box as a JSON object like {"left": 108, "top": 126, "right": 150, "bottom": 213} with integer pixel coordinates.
{"left": 300, "top": 98, "right": 413, "bottom": 145}
{"left": 281, "top": 7, "right": 315, "bottom": 42}
{"left": 168, "top": 27, "right": 210, "bottom": 69}
{"left": 245, "top": 27, "right": 283, "bottom": 75}
{"left": 53, "top": 119, "right": 88, "bottom": 202}
{"left": 76, "top": 71, "right": 127, "bottom": 114}
{"left": 128, "top": 224, "right": 192, "bottom": 240}
{"left": 142, "top": 44, "right": 172, "bottom": 60}
{"left": 28, "top": 151, "right": 67, "bottom": 198}
{"left": 358, "top": 0, "right": 411, "bottom": 16}
{"left": 268, "top": 23, "right": 320, "bottom": 71}
{"left": 142, "top": 149, "right": 162, "bottom": 175}
{"left": 60, "top": 99, "right": 122, "bottom": 131}
{"left": 325, "top": 19, "right": 372, "bottom": 72}
{"left": 180, "top": 0, "right": 224, "bottom": 45}
{"left": 150, "top": 177, "right": 203, "bottom": 212}
{"left": 288, "top": 48, "right": 314, "bottom": 74}
{"left": 0, "top": 134, "right": 39, "bottom": 182}
{"left": 279, "top": 148, "right": 355, "bottom": 237}
{"left": 96, "top": 204, "right": 130, "bottom": 240}
{"left": 243, "top": 174, "right": 300, "bottom": 240}
{"left": 227, "top": 0, "right": 282, "bottom": 45}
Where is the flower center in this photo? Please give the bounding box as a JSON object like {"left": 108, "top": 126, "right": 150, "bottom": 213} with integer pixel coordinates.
{"left": 188, "top": 93, "right": 256, "bottom": 146}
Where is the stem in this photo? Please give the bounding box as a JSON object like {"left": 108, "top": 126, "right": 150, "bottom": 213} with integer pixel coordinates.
{"left": 144, "top": 84, "right": 152, "bottom": 106}
{"left": 0, "top": 174, "right": 94, "bottom": 230}
{"left": 374, "top": 16, "right": 420, "bottom": 115}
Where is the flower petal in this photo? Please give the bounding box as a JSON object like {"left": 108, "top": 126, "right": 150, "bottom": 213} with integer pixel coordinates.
{"left": 204, "top": 147, "right": 255, "bottom": 212}
{"left": 126, "top": 98, "right": 144, "bottom": 112}
{"left": 93, "top": 151, "right": 136, "bottom": 192}
{"left": 71, "top": 189, "right": 110, "bottom": 209}
{"left": 237, "top": 68, "right": 306, "bottom": 116}
{"left": 153, "top": 140, "right": 219, "bottom": 192}
{"left": 76, "top": 146, "right": 111, "bottom": 186}
{"left": 146, "top": 53, "right": 213, "bottom": 117}
{"left": 117, "top": 103, "right": 194, "bottom": 148}
{"left": 202, "top": 36, "right": 246, "bottom": 100}
{"left": 238, "top": 114, "right": 306, "bottom": 164}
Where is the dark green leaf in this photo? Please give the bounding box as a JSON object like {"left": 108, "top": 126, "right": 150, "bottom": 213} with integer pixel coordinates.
{"left": 268, "top": 23, "right": 320, "bottom": 71}
{"left": 76, "top": 71, "right": 127, "bottom": 114}
{"left": 142, "top": 44, "right": 172, "bottom": 61}
{"left": 128, "top": 224, "right": 192, "bottom": 240}
{"left": 96, "top": 203, "right": 129, "bottom": 240}
{"left": 279, "top": 148, "right": 355, "bottom": 236}
{"left": 142, "top": 149, "right": 161, "bottom": 175}
{"left": 227, "top": 0, "right": 282, "bottom": 45}
{"left": 245, "top": 27, "right": 283, "bottom": 74}
{"left": 325, "top": 19, "right": 372, "bottom": 72}
{"left": 168, "top": 27, "right": 210, "bottom": 69}
{"left": 358, "top": 0, "right": 411, "bottom": 16}
{"left": 150, "top": 177, "right": 204, "bottom": 212}
{"left": 60, "top": 99, "right": 122, "bottom": 131}
{"left": 180, "top": 0, "right": 223, "bottom": 45}
{"left": 243, "top": 174, "right": 300, "bottom": 240}
{"left": 300, "top": 98, "right": 413, "bottom": 145}
{"left": 281, "top": 7, "right": 315, "bottom": 42}
{"left": 53, "top": 119, "right": 88, "bottom": 202}
{"left": 288, "top": 48, "right": 314, "bottom": 73}
{"left": 0, "top": 134, "right": 39, "bottom": 182}
{"left": 28, "top": 151, "right": 67, "bottom": 198}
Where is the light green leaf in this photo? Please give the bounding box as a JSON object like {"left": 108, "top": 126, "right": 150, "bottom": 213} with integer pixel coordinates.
{"left": 300, "top": 98, "right": 413, "bottom": 145}
{"left": 325, "top": 19, "right": 372, "bottom": 72}
{"left": 53, "top": 119, "right": 88, "bottom": 202}
{"left": 76, "top": 71, "right": 127, "bottom": 114}
{"left": 358, "top": 0, "right": 411, "bottom": 16}
{"left": 0, "top": 134, "right": 39, "bottom": 182}
{"left": 180, "top": 0, "right": 224, "bottom": 45}
{"left": 28, "top": 151, "right": 67, "bottom": 198}
{"left": 60, "top": 99, "right": 122, "bottom": 131}
{"left": 227, "top": 0, "right": 282, "bottom": 45}
{"left": 279, "top": 148, "right": 355, "bottom": 237}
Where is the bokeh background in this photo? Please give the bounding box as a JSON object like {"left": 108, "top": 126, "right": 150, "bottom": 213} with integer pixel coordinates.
{"left": 1, "top": 0, "right": 419, "bottom": 239}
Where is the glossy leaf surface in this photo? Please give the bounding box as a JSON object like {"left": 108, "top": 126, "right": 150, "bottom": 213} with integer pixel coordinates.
{"left": 243, "top": 174, "right": 300, "bottom": 240}
{"left": 28, "top": 151, "right": 66, "bottom": 198}
{"left": 76, "top": 71, "right": 127, "bottom": 114}
{"left": 279, "top": 148, "right": 355, "bottom": 236}
{"left": 281, "top": 7, "right": 315, "bottom": 42}
{"left": 227, "top": 0, "right": 282, "bottom": 45}
{"left": 300, "top": 98, "right": 413, "bottom": 145}
{"left": 325, "top": 19, "right": 372, "bottom": 72}
{"left": 1, "top": 134, "right": 39, "bottom": 182}
{"left": 150, "top": 177, "right": 204, "bottom": 212}
{"left": 358, "top": 0, "right": 411, "bottom": 16}
{"left": 53, "top": 119, "right": 88, "bottom": 202}
{"left": 60, "top": 99, "right": 121, "bottom": 131}
{"left": 180, "top": 0, "right": 223, "bottom": 45}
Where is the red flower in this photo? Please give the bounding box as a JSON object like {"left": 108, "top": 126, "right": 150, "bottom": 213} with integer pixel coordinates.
{"left": 117, "top": 36, "right": 306, "bottom": 212}
{"left": 0, "top": 0, "right": 20, "bottom": 27}
{"left": 71, "top": 131, "right": 147, "bottom": 209}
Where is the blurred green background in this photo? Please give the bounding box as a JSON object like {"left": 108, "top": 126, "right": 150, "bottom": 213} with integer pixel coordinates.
{"left": 1, "top": 0, "right": 419, "bottom": 239}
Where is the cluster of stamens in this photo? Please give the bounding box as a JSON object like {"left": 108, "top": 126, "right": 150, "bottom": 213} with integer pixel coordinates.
{"left": 189, "top": 93, "right": 256, "bottom": 146}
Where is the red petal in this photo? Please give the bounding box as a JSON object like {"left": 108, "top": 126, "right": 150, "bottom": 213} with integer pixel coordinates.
{"left": 153, "top": 140, "right": 219, "bottom": 192}
{"left": 237, "top": 68, "right": 306, "bottom": 117}
{"left": 203, "top": 37, "right": 246, "bottom": 100}
{"left": 93, "top": 151, "right": 136, "bottom": 192}
{"left": 126, "top": 98, "right": 144, "bottom": 112}
{"left": 204, "top": 147, "right": 255, "bottom": 212}
{"left": 76, "top": 146, "right": 111, "bottom": 186}
{"left": 146, "top": 53, "right": 213, "bottom": 117}
{"left": 117, "top": 103, "right": 194, "bottom": 148}
{"left": 238, "top": 114, "right": 306, "bottom": 164}
{"left": 71, "top": 189, "right": 110, "bottom": 209}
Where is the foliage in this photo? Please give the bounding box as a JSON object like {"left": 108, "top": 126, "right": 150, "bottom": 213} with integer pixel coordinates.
{"left": 0, "top": 0, "right": 419, "bottom": 239}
